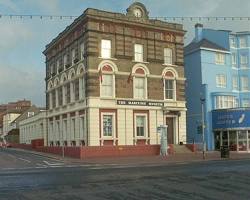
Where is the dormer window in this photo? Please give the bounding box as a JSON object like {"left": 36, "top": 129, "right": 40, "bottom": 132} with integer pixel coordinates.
{"left": 27, "top": 112, "right": 34, "bottom": 118}
{"left": 134, "top": 8, "right": 142, "bottom": 17}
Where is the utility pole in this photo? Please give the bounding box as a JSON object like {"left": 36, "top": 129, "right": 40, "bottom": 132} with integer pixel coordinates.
{"left": 200, "top": 98, "right": 206, "bottom": 160}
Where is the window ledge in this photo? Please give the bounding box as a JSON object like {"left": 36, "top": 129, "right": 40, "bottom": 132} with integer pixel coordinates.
{"left": 239, "top": 67, "right": 250, "bottom": 70}
{"left": 100, "top": 97, "right": 115, "bottom": 100}
{"left": 133, "top": 98, "right": 148, "bottom": 100}
{"left": 98, "top": 57, "right": 117, "bottom": 61}
{"left": 132, "top": 60, "right": 149, "bottom": 64}
{"left": 162, "top": 63, "right": 177, "bottom": 67}
{"left": 240, "top": 90, "right": 250, "bottom": 93}
{"left": 164, "top": 99, "right": 177, "bottom": 102}
{"left": 216, "top": 86, "right": 227, "bottom": 88}
{"left": 100, "top": 137, "right": 117, "bottom": 140}
{"left": 55, "top": 107, "right": 60, "bottom": 111}
{"left": 77, "top": 99, "right": 85, "bottom": 103}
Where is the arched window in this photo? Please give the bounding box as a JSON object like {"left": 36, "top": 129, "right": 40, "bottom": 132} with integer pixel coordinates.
{"left": 77, "top": 64, "right": 85, "bottom": 100}
{"left": 132, "top": 66, "right": 148, "bottom": 99}
{"left": 53, "top": 78, "right": 60, "bottom": 107}
{"left": 100, "top": 64, "right": 114, "bottom": 98}
{"left": 163, "top": 70, "right": 176, "bottom": 100}
{"left": 60, "top": 73, "right": 68, "bottom": 105}
{"left": 48, "top": 81, "right": 53, "bottom": 90}
{"left": 68, "top": 69, "right": 76, "bottom": 103}
{"left": 54, "top": 78, "right": 59, "bottom": 87}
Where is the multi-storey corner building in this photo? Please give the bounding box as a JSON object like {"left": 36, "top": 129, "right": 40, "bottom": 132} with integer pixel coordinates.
{"left": 44, "top": 2, "right": 187, "bottom": 147}
{"left": 185, "top": 24, "right": 250, "bottom": 151}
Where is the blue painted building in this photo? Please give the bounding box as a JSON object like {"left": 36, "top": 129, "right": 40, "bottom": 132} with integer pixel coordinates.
{"left": 185, "top": 24, "right": 250, "bottom": 151}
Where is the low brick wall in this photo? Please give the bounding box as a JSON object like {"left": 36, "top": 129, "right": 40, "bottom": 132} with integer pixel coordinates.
{"left": 168, "top": 144, "right": 174, "bottom": 154}
{"left": 31, "top": 139, "right": 44, "bottom": 149}
{"left": 11, "top": 143, "right": 33, "bottom": 150}
{"left": 185, "top": 144, "right": 197, "bottom": 152}
{"left": 80, "top": 145, "right": 160, "bottom": 159}
{"left": 36, "top": 146, "right": 81, "bottom": 159}
{"left": 11, "top": 143, "right": 161, "bottom": 159}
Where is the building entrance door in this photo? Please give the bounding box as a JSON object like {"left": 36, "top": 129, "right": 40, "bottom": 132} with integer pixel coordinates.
{"left": 214, "top": 131, "right": 221, "bottom": 150}
{"left": 166, "top": 117, "right": 174, "bottom": 144}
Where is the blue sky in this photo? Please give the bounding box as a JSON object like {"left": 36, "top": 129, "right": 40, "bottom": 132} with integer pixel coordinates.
{"left": 0, "top": 0, "right": 250, "bottom": 106}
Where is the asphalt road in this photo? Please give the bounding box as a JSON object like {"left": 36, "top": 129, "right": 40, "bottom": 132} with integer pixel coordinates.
{"left": 0, "top": 148, "right": 250, "bottom": 200}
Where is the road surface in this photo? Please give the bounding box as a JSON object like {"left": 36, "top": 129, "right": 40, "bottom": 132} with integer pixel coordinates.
{"left": 0, "top": 148, "right": 250, "bottom": 199}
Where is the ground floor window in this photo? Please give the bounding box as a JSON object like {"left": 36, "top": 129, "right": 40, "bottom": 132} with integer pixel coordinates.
{"left": 238, "top": 131, "right": 247, "bottom": 151}
{"left": 71, "top": 141, "right": 76, "bottom": 146}
{"left": 80, "top": 140, "right": 85, "bottom": 146}
{"left": 103, "top": 115, "right": 113, "bottom": 137}
{"left": 136, "top": 116, "right": 146, "bottom": 137}
{"left": 100, "top": 110, "right": 117, "bottom": 146}
{"left": 79, "top": 116, "right": 85, "bottom": 139}
{"left": 71, "top": 118, "right": 76, "bottom": 139}
{"left": 63, "top": 120, "right": 67, "bottom": 141}
{"left": 50, "top": 141, "right": 54, "bottom": 146}
{"left": 214, "top": 130, "right": 250, "bottom": 151}
{"left": 133, "top": 112, "right": 148, "bottom": 139}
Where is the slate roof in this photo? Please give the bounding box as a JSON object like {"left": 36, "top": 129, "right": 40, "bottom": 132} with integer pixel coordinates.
{"left": 184, "top": 38, "right": 229, "bottom": 55}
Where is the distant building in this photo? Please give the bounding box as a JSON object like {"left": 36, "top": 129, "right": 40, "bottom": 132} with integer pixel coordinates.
{"left": 3, "top": 112, "right": 21, "bottom": 137}
{"left": 185, "top": 24, "right": 250, "bottom": 151}
{"left": 0, "top": 99, "right": 31, "bottom": 143}
{"left": 43, "top": 2, "right": 187, "bottom": 147}
{"left": 0, "top": 99, "right": 31, "bottom": 133}
{"left": 19, "top": 109, "right": 46, "bottom": 145}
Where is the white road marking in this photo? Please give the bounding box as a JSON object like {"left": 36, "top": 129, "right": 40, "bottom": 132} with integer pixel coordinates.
{"left": 177, "top": 162, "right": 189, "bottom": 165}
{"left": 18, "top": 158, "right": 31, "bottom": 163}
{"left": 5, "top": 153, "right": 16, "bottom": 159}
{"left": 36, "top": 163, "right": 48, "bottom": 167}
{"left": 43, "top": 160, "right": 64, "bottom": 166}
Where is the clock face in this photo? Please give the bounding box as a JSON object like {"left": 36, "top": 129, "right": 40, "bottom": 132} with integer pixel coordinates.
{"left": 134, "top": 8, "right": 142, "bottom": 17}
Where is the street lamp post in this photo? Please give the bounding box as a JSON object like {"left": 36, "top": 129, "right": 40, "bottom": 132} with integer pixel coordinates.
{"left": 60, "top": 125, "right": 65, "bottom": 159}
{"left": 200, "top": 98, "right": 206, "bottom": 160}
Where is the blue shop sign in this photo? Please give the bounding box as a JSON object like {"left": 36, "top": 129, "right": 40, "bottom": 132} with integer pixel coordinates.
{"left": 212, "top": 109, "right": 250, "bottom": 129}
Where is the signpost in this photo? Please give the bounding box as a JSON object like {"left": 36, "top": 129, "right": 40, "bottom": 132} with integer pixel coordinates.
{"left": 157, "top": 125, "right": 168, "bottom": 156}
{"left": 200, "top": 98, "right": 206, "bottom": 160}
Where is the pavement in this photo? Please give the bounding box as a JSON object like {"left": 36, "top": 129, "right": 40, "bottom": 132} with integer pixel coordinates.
{"left": 7, "top": 147, "right": 250, "bottom": 166}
